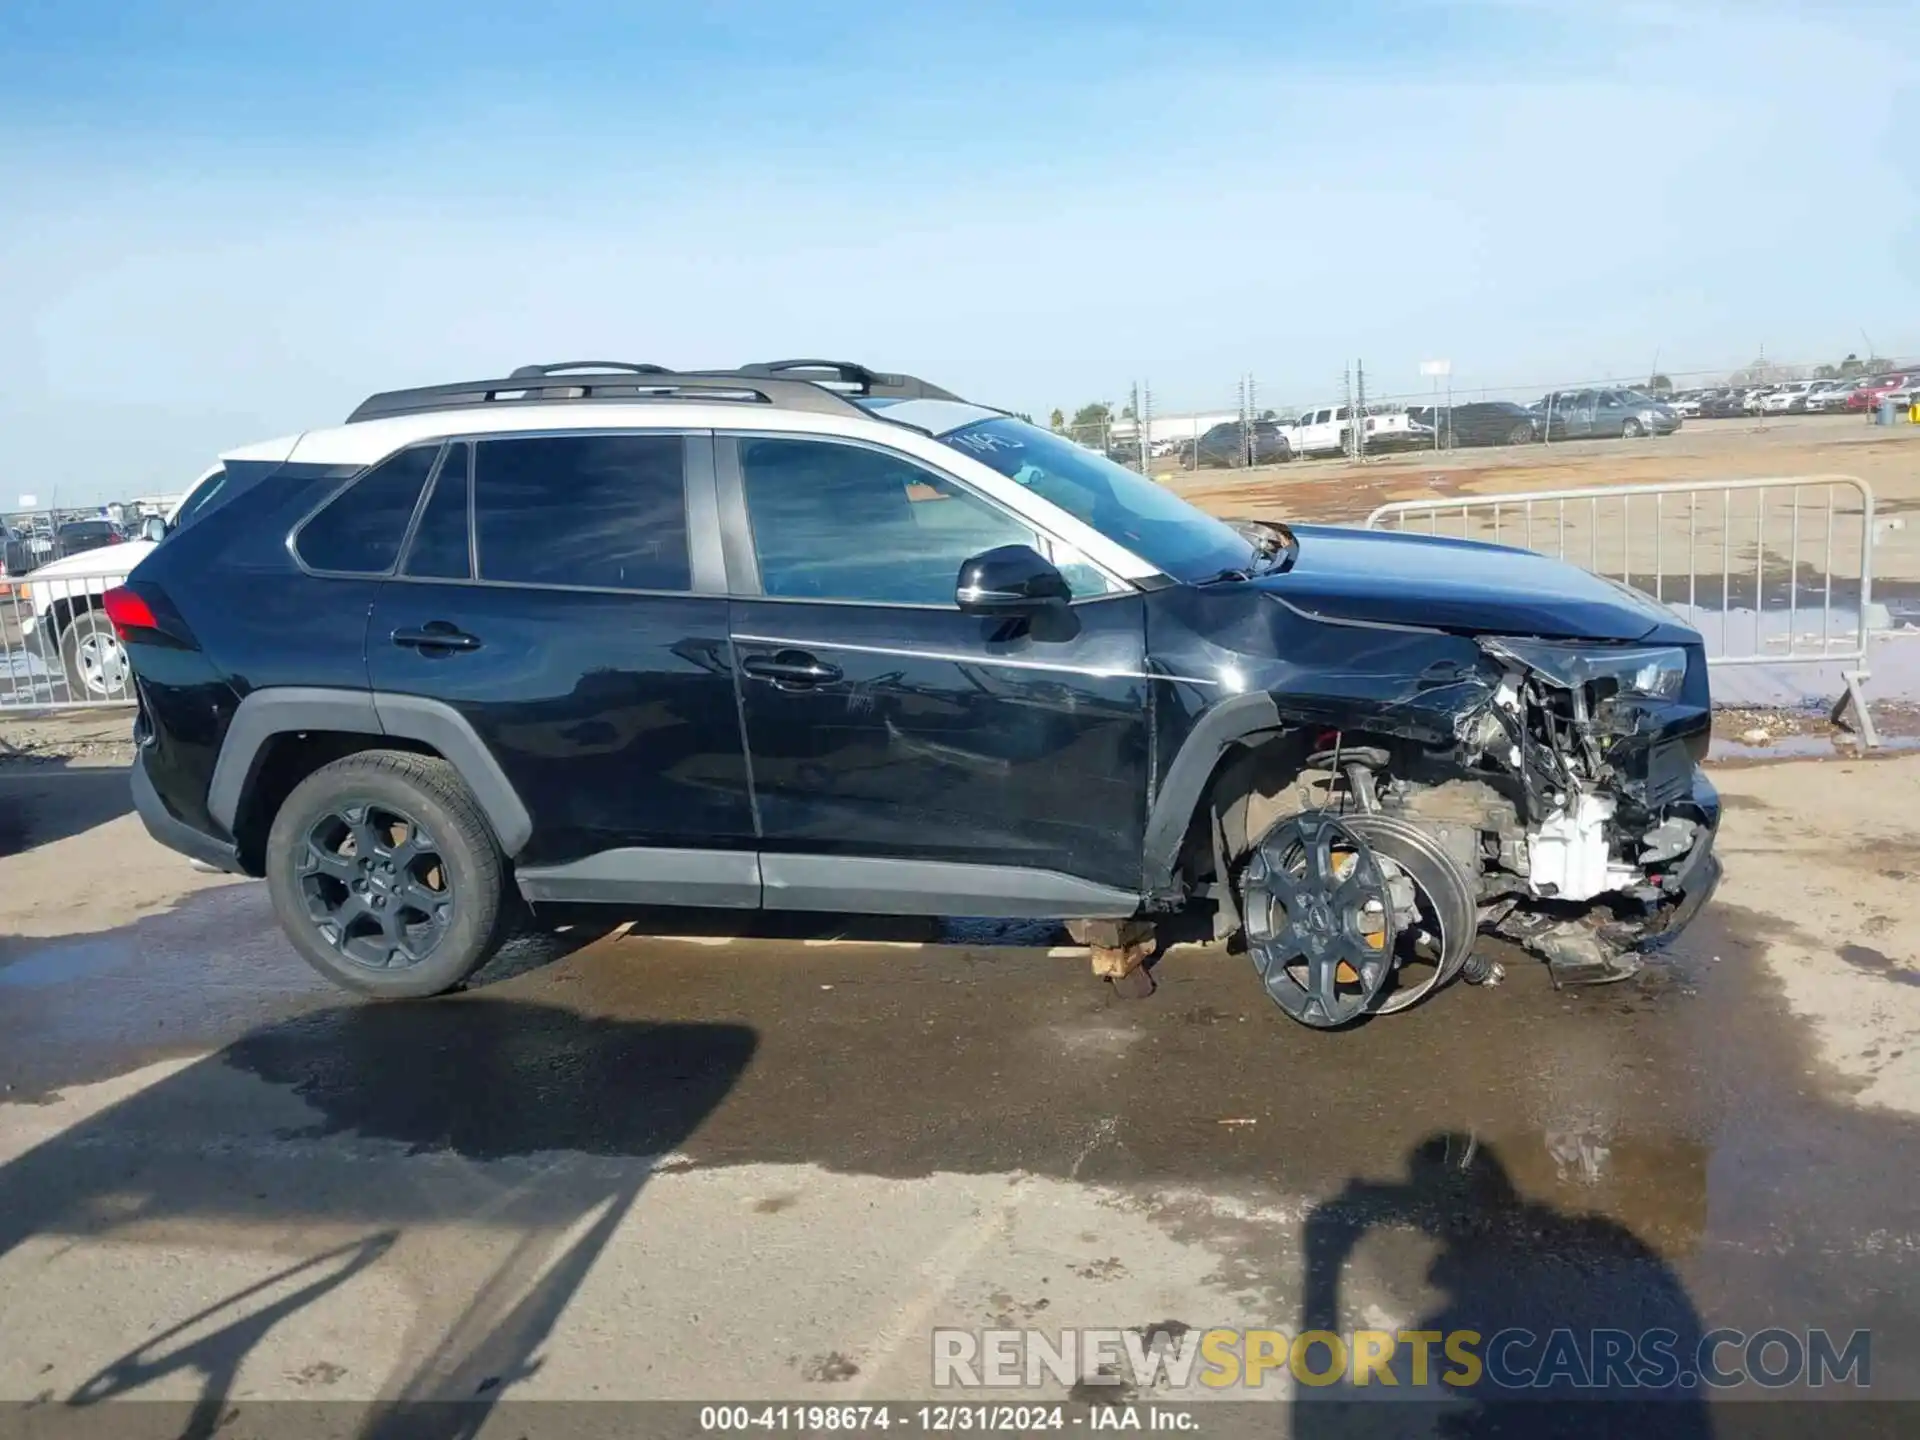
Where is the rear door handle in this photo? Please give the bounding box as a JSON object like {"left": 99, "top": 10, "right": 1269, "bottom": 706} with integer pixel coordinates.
{"left": 392, "top": 624, "right": 481, "bottom": 652}
{"left": 741, "top": 650, "right": 842, "bottom": 688}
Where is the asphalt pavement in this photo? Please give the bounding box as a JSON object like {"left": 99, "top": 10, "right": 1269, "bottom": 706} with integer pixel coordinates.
{"left": 1, "top": 761, "right": 1918, "bottom": 1437}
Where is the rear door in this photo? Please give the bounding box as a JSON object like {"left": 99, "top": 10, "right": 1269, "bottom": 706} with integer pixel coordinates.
{"left": 367, "top": 431, "right": 755, "bottom": 879}
{"left": 719, "top": 433, "right": 1151, "bottom": 907}
{"left": 1562, "top": 390, "right": 1599, "bottom": 437}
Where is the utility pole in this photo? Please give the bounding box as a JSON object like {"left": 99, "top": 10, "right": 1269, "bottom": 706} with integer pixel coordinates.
{"left": 1354, "top": 359, "right": 1369, "bottom": 462}
{"left": 1128, "top": 384, "right": 1144, "bottom": 474}
{"left": 1343, "top": 365, "right": 1356, "bottom": 462}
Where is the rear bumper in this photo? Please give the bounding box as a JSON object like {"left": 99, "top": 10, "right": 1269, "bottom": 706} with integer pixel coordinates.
{"left": 131, "top": 750, "right": 243, "bottom": 874}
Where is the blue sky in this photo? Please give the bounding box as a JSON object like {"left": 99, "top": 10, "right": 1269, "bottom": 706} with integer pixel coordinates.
{"left": 2, "top": 0, "right": 1916, "bottom": 502}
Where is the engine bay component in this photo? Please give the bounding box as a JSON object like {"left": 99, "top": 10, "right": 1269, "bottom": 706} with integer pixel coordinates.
{"left": 1240, "top": 813, "right": 1397, "bottom": 1028}
{"left": 1526, "top": 790, "right": 1640, "bottom": 902}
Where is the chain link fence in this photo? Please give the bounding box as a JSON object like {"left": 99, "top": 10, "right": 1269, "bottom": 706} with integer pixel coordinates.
{"left": 1042, "top": 354, "right": 1918, "bottom": 474}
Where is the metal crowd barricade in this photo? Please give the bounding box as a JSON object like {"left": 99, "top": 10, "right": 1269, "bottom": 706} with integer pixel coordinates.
{"left": 1364, "top": 475, "right": 1880, "bottom": 746}
{"left": 0, "top": 564, "right": 137, "bottom": 710}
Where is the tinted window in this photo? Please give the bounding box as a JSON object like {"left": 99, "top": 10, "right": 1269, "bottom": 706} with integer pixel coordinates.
{"left": 742, "top": 438, "right": 1036, "bottom": 605}
{"left": 167, "top": 468, "right": 230, "bottom": 535}
{"left": 403, "top": 443, "right": 472, "bottom": 579}
{"left": 474, "top": 434, "right": 688, "bottom": 591}
{"left": 296, "top": 446, "right": 437, "bottom": 574}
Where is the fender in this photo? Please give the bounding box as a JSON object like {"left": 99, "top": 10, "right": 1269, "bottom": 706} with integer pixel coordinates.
{"left": 206, "top": 686, "right": 534, "bottom": 856}
{"left": 1140, "top": 690, "right": 1284, "bottom": 893}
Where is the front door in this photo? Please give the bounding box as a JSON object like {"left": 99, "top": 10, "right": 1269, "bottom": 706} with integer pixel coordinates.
{"left": 367, "top": 432, "right": 754, "bottom": 877}
{"left": 1592, "top": 390, "right": 1629, "bottom": 435}
{"left": 719, "top": 434, "right": 1152, "bottom": 910}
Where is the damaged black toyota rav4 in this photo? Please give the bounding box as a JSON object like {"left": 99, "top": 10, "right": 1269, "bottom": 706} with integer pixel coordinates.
{"left": 117, "top": 361, "right": 1719, "bottom": 1027}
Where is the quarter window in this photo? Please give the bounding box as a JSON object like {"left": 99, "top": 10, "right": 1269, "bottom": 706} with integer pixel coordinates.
{"left": 296, "top": 446, "right": 438, "bottom": 575}
{"left": 403, "top": 443, "right": 473, "bottom": 580}
{"left": 472, "top": 434, "right": 690, "bottom": 592}
{"left": 740, "top": 438, "right": 1037, "bottom": 606}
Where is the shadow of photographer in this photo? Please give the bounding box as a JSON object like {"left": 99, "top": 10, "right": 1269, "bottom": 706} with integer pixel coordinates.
{"left": 0, "top": 995, "right": 757, "bottom": 1440}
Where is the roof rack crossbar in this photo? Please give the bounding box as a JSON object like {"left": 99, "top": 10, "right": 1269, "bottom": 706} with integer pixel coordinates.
{"left": 736, "top": 359, "right": 964, "bottom": 402}
{"left": 346, "top": 369, "right": 873, "bottom": 424}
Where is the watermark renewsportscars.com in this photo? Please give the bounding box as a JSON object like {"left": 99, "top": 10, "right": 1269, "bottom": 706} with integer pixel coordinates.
{"left": 933, "top": 1326, "right": 1871, "bottom": 1393}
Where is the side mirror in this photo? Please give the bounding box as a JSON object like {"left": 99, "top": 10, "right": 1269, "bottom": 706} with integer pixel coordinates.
{"left": 141, "top": 516, "right": 168, "bottom": 543}
{"left": 955, "top": 544, "right": 1071, "bottom": 614}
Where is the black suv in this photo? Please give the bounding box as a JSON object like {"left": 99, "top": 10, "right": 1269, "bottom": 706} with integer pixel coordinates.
{"left": 116, "top": 360, "right": 1720, "bottom": 1029}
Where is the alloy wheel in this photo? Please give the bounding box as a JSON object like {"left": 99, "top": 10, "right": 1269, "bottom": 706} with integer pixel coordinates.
{"left": 296, "top": 802, "right": 455, "bottom": 970}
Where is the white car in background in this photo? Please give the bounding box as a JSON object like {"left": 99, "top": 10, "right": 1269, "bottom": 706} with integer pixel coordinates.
{"left": 1758, "top": 382, "right": 1814, "bottom": 413}
{"left": 14, "top": 469, "right": 219, "bottom": 700}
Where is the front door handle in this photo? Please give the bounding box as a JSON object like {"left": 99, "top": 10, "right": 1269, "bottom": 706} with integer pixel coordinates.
{"left": 392, "top": 624, "right": 481, "bottom": 653}
{"left": 742, "top": 650, "right": 842, "bottom": 688}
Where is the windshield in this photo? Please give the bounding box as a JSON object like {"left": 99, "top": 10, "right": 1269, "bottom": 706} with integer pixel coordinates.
{"left": 940, "top": 417, "right": 1254, "bottom": 581}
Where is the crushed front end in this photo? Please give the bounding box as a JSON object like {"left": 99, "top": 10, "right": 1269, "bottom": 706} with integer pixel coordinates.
{"left": 1455, "top": 635, "right": 1721, "bottom": 984}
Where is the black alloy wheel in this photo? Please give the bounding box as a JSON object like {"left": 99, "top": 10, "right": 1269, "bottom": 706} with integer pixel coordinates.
{"left": 298, "top": 802, "right": 454, "bottom": 971}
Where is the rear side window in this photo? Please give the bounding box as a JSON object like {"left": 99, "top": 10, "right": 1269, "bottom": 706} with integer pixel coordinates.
{"left": 296, "top": 446, "right": 438, "bottom": 575}
{"left": 473, "top": 434, "right": 689, "bottom": 592}
{"left": 403, "top": 444, "right": 473, "bottom": 580}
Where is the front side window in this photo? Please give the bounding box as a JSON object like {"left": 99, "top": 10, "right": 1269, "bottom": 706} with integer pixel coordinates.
{"left": 741, "top": 438, "right": 1039, "bottom": 606}
{"left": 473, "top": 434, "right": 689, "bottom": 592}
{"left": 296, "top": 446, "right": 438, "bottom": 575}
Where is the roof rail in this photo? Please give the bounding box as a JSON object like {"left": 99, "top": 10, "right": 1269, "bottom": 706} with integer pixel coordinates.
{"left": 506, "top": 361, "right": 676, "bottom": 379}
{"left": 735, "top": 359, "right": 965, "bottom": 402}
{"left": 345, "top": 366, "right": 877, "bottom": 425}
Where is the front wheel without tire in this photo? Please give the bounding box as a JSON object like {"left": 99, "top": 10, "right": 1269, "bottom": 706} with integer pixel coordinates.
{"left": 265, "top": 750, "right": 508, "bottom": 998}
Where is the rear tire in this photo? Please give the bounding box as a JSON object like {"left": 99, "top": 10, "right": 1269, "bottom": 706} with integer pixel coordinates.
{"left": 265, "top": 750, "right": 509, "bottom": 998}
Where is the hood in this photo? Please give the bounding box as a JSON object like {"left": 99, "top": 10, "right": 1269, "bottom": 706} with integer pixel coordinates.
{"left": 18, "top": 540, "right": 154, "bottom": 581}
{"left": 1256, "top": 524, "right": 1674, "bottom": 641}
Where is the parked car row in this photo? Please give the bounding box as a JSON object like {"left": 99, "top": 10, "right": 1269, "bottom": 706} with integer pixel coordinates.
{"left": 1663, "top": 373, "right": 1914, "bottom": 418}
{"left": 1084, "top": 365, "right": 1920, "bottom": 476}
{"left": 1, "top": 518, "right": 132, "bottom": 588}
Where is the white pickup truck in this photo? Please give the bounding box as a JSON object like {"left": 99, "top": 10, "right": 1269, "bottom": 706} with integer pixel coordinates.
{"left": 1285, "top": 405, "right": 1435, "bottom": 458}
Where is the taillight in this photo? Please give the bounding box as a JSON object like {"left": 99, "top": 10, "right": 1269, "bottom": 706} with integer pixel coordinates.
{"left": 102, "top": 586, "right": 158, "bottom": 639}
